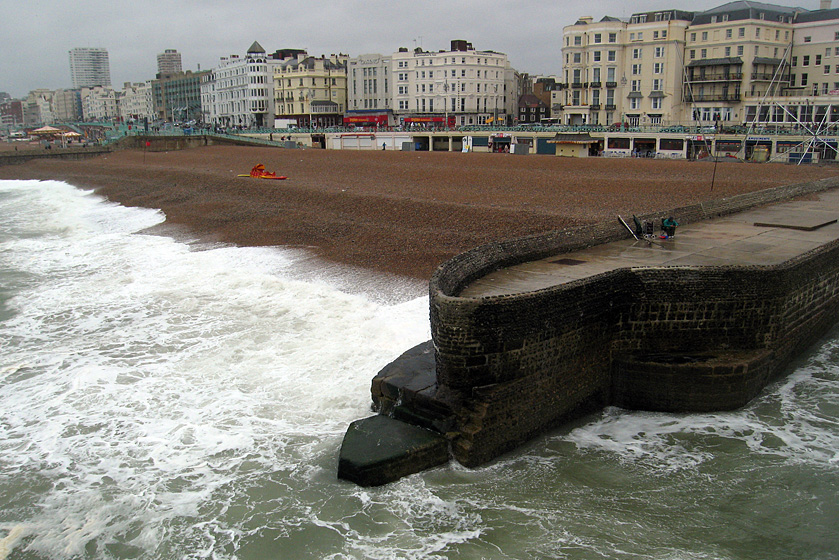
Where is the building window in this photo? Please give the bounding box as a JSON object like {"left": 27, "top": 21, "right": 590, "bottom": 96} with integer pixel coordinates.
{"left": 804, "top": 55, "right": 810, "bottom": 66}
{"left": 804, "top": 36, "right": 812, "bottom": 43}
{"left": 756, "top": 28, "right": 761, "bottom": 38}
{"left": 631, "top": 79, "right": 640, "bottom": 91}
{"left": 630, "top": 32, "right": 635, "bottom": 41}
{"left": 609, "top": 33, "right": 617, "bottom": 43}
{"left": 690, "top": 32, "right": 696, "bottom": 41}
{"left": 737, "top": 45, "right": 744, "bottom": 56}
{"left": 738, "top": 27, "right": 745, "bottom": 37}
{"left": 816, "top": 55, "right": 822, "bottom": 65}
{"left": 802, "top": 73, "right": 808, "bottom": 86}
{"left": 654, "top": 62, "right": 664, "bottom": 74}
{"left": 655, "top": 46, "right": 664, "bottom": 58}
{"left": 652, "top": 98, "right": 662, "bottom": 109}
{"left": 574, "top": 35, "right": 582, "bottom": 45}
{"left": 608, "top": 51, "right": 616, "bottom": 62}
{"left": 629, "top": 98, "right": 639, "bottom": 109}
{"left": 690, "top": 49, "right": 696, "bottom": 59}
{"left": 633, "top": 48, "right": 642, "bottom": 59}
{"left": 825, "top": 65, "right": 831, "bottom": 74}
{"left": 725, "top": 46, "right": 731, "bottom": 56}
{"left": 702, "top": 31, "right": 708, "bottom": 41}
{"left": 594, "top": 51, "right": 601, "bottom": 62}
{"left": 632, "top": 63, "right": 642, "bottom": 75}
{"left": 594, "top": 33, "right": 602, "bottom": 43}
{"left": 573, "top": 53, "right": 581, "bottom": 63}
{"left": 726, "top": 28, "right": 732, "bottom": 38}
{"left": 701, "top": 48, "right": 707, "bottom": 58}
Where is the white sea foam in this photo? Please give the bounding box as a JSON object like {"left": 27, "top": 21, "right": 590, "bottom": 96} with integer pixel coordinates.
{"left": 2, "top": 178, "right": 838, "bottom": 559}
{"left": 0, "top": 180, "right": 431, "bottom": 558}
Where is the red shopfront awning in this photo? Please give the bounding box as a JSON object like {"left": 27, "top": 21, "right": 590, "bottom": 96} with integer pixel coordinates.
{"left": 403, "top": 116, "right": 455, "bottom": 125}
{"left": 344, "top": 114, "right": 388, "bottom": 124}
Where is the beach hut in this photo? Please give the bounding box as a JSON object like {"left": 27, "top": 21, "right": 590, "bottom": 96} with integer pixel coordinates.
{"left": 548, "top": 133, "right": 599, "bottom": 157}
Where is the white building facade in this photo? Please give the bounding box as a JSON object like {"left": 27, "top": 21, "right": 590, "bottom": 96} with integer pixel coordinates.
{"left": 119, "top": 82, "right": 154, "bottom": 122}
{"left": 203, "top": 41, "right": 278, "bottom": 128}
{"left": 391, "top": 40, "right": 514, "bottom": 127}
{"left": 81, "top": 86, "right": 118, "bottom": 121}
{"left": 346, "top": 54, "right": 393, "bottom": 126}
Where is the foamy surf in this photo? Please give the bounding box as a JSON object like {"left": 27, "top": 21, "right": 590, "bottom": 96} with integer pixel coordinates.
{"left": 1, "top": 179, "right": 837, "bottom": 559}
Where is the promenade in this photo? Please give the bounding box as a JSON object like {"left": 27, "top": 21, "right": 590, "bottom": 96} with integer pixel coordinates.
{"left": 460, "top": 187, "right": 839, "bottom": 297}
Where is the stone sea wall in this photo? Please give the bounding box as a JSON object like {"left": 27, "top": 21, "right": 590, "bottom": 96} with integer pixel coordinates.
{"left": 429, "top": 176, "right": 839, "bottom": 467}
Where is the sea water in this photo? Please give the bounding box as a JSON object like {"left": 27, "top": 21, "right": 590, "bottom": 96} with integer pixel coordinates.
{"left": 0, "top": 179, "right": 837, "bottom": 560}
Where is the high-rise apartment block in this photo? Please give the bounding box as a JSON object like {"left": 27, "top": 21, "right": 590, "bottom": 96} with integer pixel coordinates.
{"left": 157, "top": 49, "right": 183, "bottom": 75}
{"left": 69, "top": 48, "right": 111, "bottom": 88}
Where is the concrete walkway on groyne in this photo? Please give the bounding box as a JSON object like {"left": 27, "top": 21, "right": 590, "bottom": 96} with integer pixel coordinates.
{"left": 460, "top": 188, "right": 839, "bottom": 298}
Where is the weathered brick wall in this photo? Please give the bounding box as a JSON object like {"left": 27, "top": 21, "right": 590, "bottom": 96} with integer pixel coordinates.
{"left": 429, "top": 177, "right": 839, "bottom": 467}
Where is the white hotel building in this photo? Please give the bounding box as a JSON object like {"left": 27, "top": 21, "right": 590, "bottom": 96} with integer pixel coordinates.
{"left": 390, "top": 40, "right": 517, "bottom": 127}
{"left": 202, "top": 41, "right": 277, "bottom": 128}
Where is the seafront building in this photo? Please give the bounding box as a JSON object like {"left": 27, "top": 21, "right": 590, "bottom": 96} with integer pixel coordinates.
{"left": 560, "top": 11, "right": 694, "bottom": 127}
{"left": 152, "top": 70, "right": 208, "bottom": 124}
{"left": 202, "top": 42, "right": 279, "bottom": 128}
{"left": 391, "top": 40, "right": 517, "bottom": 127}
{"left": 119, "top": 82, "right": 154, "bottom": 123}
{"left": 272, "top": 51, "right": 349, "bottom": 128}
{"left": 558, "top": 0, "right": 839, "bottom": 129}
{"left": 80, "top": 86, "right": 118, "bottom": 121}
{"left": 51, "top": 89, "right": 83, "bottom": 122}
{"left": 69, "top": 48, "right": 111, "bottom": 89}
{"left": 22, "top": 89, "right": 55, "bottom": 125}
{"left": 345, "top": 53, "right": 393, "bottom": 126}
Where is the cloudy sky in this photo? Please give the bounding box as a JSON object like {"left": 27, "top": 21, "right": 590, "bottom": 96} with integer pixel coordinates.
{"left": 0, "top": 0, "right": 824, "bottom": 98}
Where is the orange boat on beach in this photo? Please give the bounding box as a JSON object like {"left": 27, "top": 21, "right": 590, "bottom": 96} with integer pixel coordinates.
{"left": 238, "top": 164, "right": 286, "bottom": 180}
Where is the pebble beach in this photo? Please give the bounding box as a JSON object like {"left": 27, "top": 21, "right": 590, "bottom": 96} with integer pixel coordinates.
{"left": 1, "top": 144, "right": 836, "bottom": 279}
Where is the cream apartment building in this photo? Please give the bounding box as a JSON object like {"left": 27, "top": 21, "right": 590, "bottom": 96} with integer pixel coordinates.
{"left": 273, "top": 52, "right": 348, "bottom": 128}
{"left": 560, "top": 1, "right": 839, "bottom": 128}
{"left": 684, "top": 2, "right": 798, "bottom": 125}
{"left": 561, "top": 10, "right": 693, "bottom": 126}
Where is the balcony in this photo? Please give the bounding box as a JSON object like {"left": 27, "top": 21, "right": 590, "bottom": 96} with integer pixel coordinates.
{"left": 605, "top": 82, "right": 617, "bottom": 88}
{"left": 686, "top": 72, "right": 743, "bottom": 83}
{"left": 590, "top": 104, "right": 601, "bottom": 110}
{"left": 685, "top": 93, "right": 742, "bottom": 102}
{"left": 752, "top": 73, "right": 790, "bottom": 81}
{"left": 572, "top": 82, "right": 584, "bottom": 89}
{"left": 589, "top": 81, "right": 601, "bottom": 88}
{"left": 605, "top": 104, "right": 616, "bottom": 110}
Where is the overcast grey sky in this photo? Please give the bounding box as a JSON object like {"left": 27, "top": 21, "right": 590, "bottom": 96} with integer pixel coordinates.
{"left": 0, "top": 0, "right": 824, "bottom": 98}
